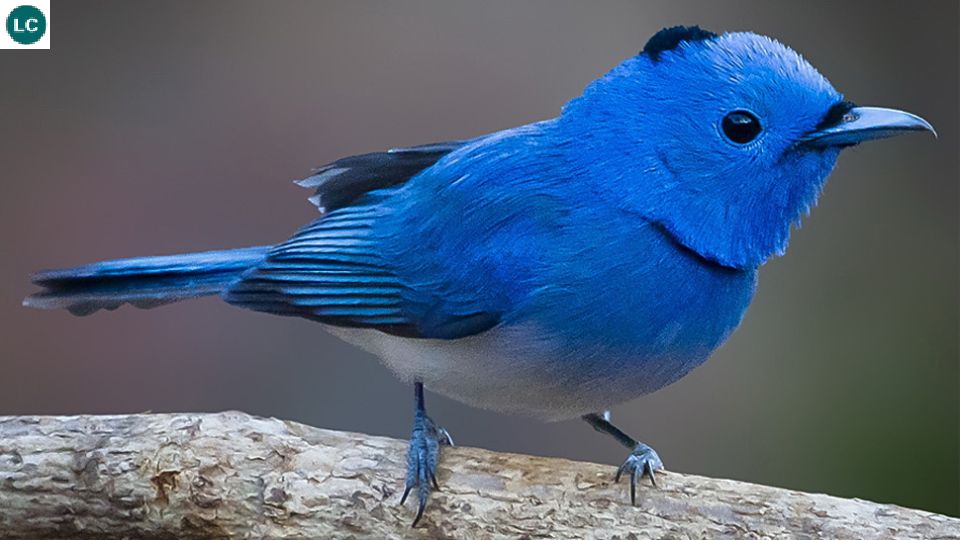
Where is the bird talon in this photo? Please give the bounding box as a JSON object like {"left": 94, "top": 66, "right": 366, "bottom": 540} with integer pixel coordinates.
{"left": 614, "top": 444, "right": 664, "bottom": 505}
{"left": 438, "top": 426, "right": 455, "bottom": 447}
{"left": 402, "top": 384, "right": 451, "bottom": 527}
{"left": 399, "top": 484, "right": 413, "bottom": 506}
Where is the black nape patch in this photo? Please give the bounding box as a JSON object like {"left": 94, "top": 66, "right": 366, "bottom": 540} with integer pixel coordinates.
{"left": 816, "top": 101, "right": 857, "bottom": 131}
{"left": 643, "top": 25, "right": 719, "bottom": 62}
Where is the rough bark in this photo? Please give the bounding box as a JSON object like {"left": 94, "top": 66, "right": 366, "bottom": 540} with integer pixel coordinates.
{"left": 0, "top": 412, "right": 955, "bottom": 539}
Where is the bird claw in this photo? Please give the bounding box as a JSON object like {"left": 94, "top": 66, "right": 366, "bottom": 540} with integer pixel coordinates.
{"left": 614, "top": 443, "right": 664, "bottom": 505}
{"left": 400, "top": 413, "right": 451, "bottom": 527}
{"left": 437, "top": 426, "right": 454, "bottom": 447}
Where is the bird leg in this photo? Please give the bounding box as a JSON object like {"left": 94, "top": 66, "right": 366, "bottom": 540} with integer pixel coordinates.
{"left": 401, "top": 381, "right": 453, "bottom": 526}
{"left": 582, "top": 411, "right": 663, "bottom": 505}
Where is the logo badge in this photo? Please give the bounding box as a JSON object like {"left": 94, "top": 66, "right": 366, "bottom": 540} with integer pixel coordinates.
{"left": 3, "top": 2, "right": 48, "bottom": 48}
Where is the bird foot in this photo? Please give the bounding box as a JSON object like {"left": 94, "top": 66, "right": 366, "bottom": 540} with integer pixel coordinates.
{"left": 615, "top": 442, "right": 664, "bottom": 504}
{"left": 400, "top": 413, "right": 453, "bottom": 526}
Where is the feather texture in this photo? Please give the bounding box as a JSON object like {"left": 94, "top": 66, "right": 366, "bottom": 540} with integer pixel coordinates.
{"left": 223, "top": 203, "right": 500, "bottom": 339}
{"left": 297, "top": 141, "right": 464, "bottom": 213}
{"left": 24, "top": 247, "right": 270, "bottom": 316}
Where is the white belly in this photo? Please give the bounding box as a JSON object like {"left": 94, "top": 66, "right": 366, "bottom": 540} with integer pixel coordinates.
{"left": 324, "top": 324, "right": 694, "bottom": 421}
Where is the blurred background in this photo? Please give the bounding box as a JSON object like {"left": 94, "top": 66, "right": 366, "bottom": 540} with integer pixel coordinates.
{"left": 1, "top": 1, "right": 956, "bottom": 517}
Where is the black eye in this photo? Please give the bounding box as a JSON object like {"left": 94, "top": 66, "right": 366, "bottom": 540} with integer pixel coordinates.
{"left": 722, "top": 110, "right": 762, "bottom": 144}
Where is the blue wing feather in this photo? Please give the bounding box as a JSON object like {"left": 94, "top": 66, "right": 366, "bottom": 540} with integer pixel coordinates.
{"left": 225, "top": 141, "right": 501, "bottom": 339}
{"left": 224, "top": 204, "right": 414, "bottom": 330}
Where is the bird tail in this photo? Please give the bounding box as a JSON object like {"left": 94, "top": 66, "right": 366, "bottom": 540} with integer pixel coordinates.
{"left": 23, "top": 246, "right": 271, "bottom": 316}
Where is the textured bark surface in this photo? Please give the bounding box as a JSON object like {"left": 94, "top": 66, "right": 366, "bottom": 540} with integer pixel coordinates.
{"left": 0, "top": 412, "right": 956, "bottom": 540}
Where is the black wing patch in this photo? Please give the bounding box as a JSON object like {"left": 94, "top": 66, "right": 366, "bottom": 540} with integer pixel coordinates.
{"left": 297, "top": 141, "right": 465, "bottom": 213}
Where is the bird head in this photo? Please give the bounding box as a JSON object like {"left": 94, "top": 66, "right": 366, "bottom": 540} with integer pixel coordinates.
{"left": 560, "top": 26, "right": 934, "bottom": 269}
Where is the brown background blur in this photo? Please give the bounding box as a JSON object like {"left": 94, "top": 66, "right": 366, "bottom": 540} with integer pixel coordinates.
{"left": 1, "top": 1, "right": 957, "bottom": 516}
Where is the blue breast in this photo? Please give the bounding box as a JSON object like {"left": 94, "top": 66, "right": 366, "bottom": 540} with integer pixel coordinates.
{"left": 515, "top": 213, "right": 758, "bottom": 394}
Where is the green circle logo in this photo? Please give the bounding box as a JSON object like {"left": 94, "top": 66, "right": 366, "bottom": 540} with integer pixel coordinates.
{"left": 6, "top": 5, "right": 46, "bottom": 45}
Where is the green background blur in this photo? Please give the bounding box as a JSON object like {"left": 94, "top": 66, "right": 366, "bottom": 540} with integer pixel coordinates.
{"left": 1, "top": 1, "right": 957, "bottom": 517}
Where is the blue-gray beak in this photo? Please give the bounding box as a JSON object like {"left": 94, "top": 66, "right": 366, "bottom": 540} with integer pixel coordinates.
{"left": 799, "top": 106, "right": 936, "bottom": 148}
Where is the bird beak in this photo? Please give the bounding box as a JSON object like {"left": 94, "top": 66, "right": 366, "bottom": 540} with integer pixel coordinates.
{"left": 798, "top": 106, "right": 936, "bottom": 148}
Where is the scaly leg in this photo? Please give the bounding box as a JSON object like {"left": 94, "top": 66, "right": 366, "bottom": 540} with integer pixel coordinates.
{"left": 582, "top": 411, "right": 663, "bottom": 504}
{"left": 400, "top": 381, "right": 453, "bottom": 526}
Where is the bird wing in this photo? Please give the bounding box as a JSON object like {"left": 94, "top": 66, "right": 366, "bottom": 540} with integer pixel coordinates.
{"left": 223, "top": 141, "right": 501, "bottom": 339}
{"left": 297, "top": 141, "right": 465, "bottom": 213}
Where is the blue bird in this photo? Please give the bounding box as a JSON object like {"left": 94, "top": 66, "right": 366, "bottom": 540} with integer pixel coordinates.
{"left": 24, "top": 26, "right": 934, "bottom": 525}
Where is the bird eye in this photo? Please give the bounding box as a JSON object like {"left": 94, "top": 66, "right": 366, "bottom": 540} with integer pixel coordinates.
{"left": 721, "top": 110, "right": 762, "bottom": 144}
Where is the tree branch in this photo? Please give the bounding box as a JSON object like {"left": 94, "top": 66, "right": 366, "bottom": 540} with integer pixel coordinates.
{"left": 0, "top": 412, "right": 955, "bottom": 539}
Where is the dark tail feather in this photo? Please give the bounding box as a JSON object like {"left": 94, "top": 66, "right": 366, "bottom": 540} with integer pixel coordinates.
{"left": 24, "top": 246, "right": 271, "bottom": 316}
